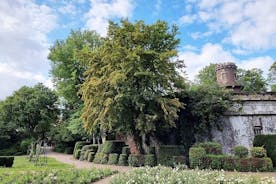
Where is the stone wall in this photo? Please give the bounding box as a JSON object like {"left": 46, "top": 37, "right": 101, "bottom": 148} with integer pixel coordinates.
{"left": 212, "top": 94, "right": 276, "bottom": 154}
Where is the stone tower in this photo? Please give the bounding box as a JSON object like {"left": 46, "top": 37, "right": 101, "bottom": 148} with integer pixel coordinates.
{"left": 216, "top": 62, "right": 242, "bottom": 92}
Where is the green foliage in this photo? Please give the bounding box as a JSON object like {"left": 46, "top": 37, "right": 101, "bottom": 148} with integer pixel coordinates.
{"left": 237, "top": 68, "right": 267, "bottom": 93}
{"left": 268, "top": 61, "right": 276, "bottom": 92}
{"left": 93, "top": 153, "right": 108, "bottom": 164}
{"left": 196, "top": 63, "right": 217, "bottom": 86}
{"left": 172, "top": 156, "right": 186, "bottom": 165}
{"left": 144, "top": 154, "right": 156, "bottom": 167}
{"left": 111, "top": 166, "right": 276, "bottom": 184}
{"left": 74, "top": 149, "right": 81, "bottom": 160}
{"left": 83, "top": 149, "right": 93, "bottom": 160}
{"left": 0, "top": 156, "right": 14, "bottom": 167}
{"left": 102, "top": 140, "right": 125, "bottom": 154}
{"left": 189, "top": 147, "right": 206, "bottom": 169}
{"left": 253, "top": 134, "right": 276, "bottom": 166}
{"left": 233, "top": 146, "right": 248, "bottom": 158}
{"left": 118, "top": 154, "right": 128, "bottom": 166}
{"left": 73, "top": 141, "right": 88, "bottom": 156}
{"left": 222, "top": 156, "right": 237, "bottom": 171}
{"left": 251, "top": 147, "right": 267, "bottom": 158}
{"left": 201, "top": 155, "right": 227, "bottom": 170}
{"left": 157, "top": 145, "right": 185, "bottom": 166}
{"left": 19, "top": 138, "right": 34, "bottom": 154}
{"left": 122, "top": 146, "right": 130, "bottom": 155}
{"left": 108, "top": 153, "right": 119, "bottom": 165}
{"left": 197, "top": 142, "right": 222, "bottom": 155}
{"left": 80, "top": 20, "right": 185, "bottom": 153}
{"left": 128, "top": 154, "right": 144, "bottom": 167}
{"left": 87, "top": 152, "right": 95, "bottom": 162}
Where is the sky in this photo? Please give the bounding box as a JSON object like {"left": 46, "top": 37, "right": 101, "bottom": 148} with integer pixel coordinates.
{"left": 0, "top": 0, "right": 276, "bottom": 99}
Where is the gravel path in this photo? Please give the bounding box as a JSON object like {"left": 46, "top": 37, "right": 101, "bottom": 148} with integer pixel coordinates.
{"left": 46, "top": 150, "right": 132, "bottom": 184}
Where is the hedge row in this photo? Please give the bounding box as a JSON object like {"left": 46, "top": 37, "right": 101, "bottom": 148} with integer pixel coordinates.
{"left": 156, "top": 145, "right": 185, "bottom": 166}
{"left": 0, "top": 156, "right": 14, "bottom": 167}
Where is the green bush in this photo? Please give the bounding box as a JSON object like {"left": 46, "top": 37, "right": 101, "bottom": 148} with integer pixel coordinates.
{"left": 102, "top": 140, "right": 125, "bottom": 154}
{"left": 74, "top": 149, "right": 81, "bottom": 159}
{"left": 87, "top": 152, "right": 95, "bottom": 162}
{"left": 251, "top": 147, "right": 267, "bottom": 158}
{"left": 144, "top": 154, "right": 156, "bottom": 167}
{"left": 197, "top": 142, "right": 222, "bottom": 155}
{"left": 189, "top": 147, "right": 206, "bottom": 169}
{"left": 73, "top": 141, "right": 87, "bottom": 157}
{"left": 84, "top": 149, "right": 94, "bottom": 160}
{"left": 20, "top": 138, "right": 34, "bottom": 154}
{"left": 157, "top": 145, "right": 185, "bottom": 166}
{"left": 260, "top": 157, "right": 273, "bottom": 171}
{"left": 108, "top": 153, "right": 119, "bottom": 165}
{"left": 222, "top": 156, "right": 237, "bottom": 171}
{"left": 122, "top": 146, "right": 130, "bottom": 155}
{"left": 118, "top": 154, "right": 128, "bottom": 166}
{"left": 64, "top": 147, "right": 73, "bottom": 154}
{"left": 128, "top": 154, "right": 144, "bottom": 167}
{"left": 82, "top": 144, "right": 98, "bottom": 152}
{"left": 172, "top": 156, "right": 186, "bottom": 165}
{"left": 202, "top": 155, "right": 227, "bottom": 170}
{"left": 234, "top": 157, "right": 273, "bottom": 172}
{"left": 0, "top": 156, "right": 14, "bottom": 167}
{"left": 93, "top": 153, "right": 108, "bottom": 164}
{"left": 233, "top": 146, "right": 248, "bottom": 158}
{"left": 253, "top": 134, "right": 276, "bottom": 166}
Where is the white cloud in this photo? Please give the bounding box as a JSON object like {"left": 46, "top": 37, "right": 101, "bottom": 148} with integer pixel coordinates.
{"left": 179, "top": 14, "right": 197, "bottom": 25}
{"left": 179, "top": 43, "right": 274, "bottom": 81}
{"left": 153, "top": 0, "right": 162, "bottom": 16}
{"left": 183, "top": 0, "right": 276, "bottom": 51}
{"left": 85, "top": 0, "right": 135, "bottom": 36}
{"left": 0, "top": 0, "right": 57, "bottom": 99}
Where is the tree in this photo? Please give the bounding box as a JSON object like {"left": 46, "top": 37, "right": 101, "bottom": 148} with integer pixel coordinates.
{"left": 0, "top": 83, "right": 58, "bottom": 154}
{"left": 237, "top": 68, "right": 267, "bottom": 93}
{"left": 268, "top": 61, "right": 276, "bottom": 92}
{"left": 196, "top": 63, "right": 217, "bottom": 86}
{"left": 79, "top": 20, "right": 185, "bottom": 153}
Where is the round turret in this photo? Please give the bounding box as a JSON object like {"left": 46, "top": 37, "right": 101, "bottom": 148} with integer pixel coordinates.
{"left": 216, "top": 62, "right": 240, "bottom": 89}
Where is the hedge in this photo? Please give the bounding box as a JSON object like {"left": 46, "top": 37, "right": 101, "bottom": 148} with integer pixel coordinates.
{"left": 144, "top": 154, "right": 156, "bottom": 167}
{"left": 0, "top": 156, "right": 14, "bottom": 167}
{"left": 233, "top": 146, "right": 248, "bottom": 158}
{"left": 108, "top": 153, "right": 119, "bottom": 165}
{"left": 73, "top": 141, "right": 87, "bottom": 158}
{"left": 157, "top": 145, "right": 185, "bottom": 166}
{"left": 118, "top": 154, "right": 128, "bottom": 166}
{"left": 197, "top": 142, "right": 222, "bottom": 155}
{"left": 122, "top": 146, "right": 130, "bottom": 155}
{"left": 201, "top": 155, "right": 228, "bottom": 170}
{"left": 251, "top": 147, "right": 267, "bottom": 158}
{"left": 102, "top": 141, "right": 125, "bottom": 154}
{"left": 93, "top": 153, "right": 108, "bottom": 164}
{"left": 84, "top": 149, "right": 94, "bottom": 160}
{"left": 189, "top": 147, "right": 206, "bottom": 169}
{"left": 128, "top": 154, "right": 144, "bottom": 167}
{"left": 253, "top": 134, "right": 276, "bottom": 166}
{"left": 74, "top": 149, "right": 81, "bottom": 160}
{"left": 87, "top": 152, "right": 95, "bottom": 162}
{"left": 172, "top": 156, "right": 186, "bottom": 165}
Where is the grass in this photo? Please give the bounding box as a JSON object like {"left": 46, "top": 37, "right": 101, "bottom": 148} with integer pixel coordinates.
{"left": 0, "top": 156, "right": 114, "bottom": 184}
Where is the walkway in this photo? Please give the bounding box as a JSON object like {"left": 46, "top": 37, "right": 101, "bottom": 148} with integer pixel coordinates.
{"left": 47, "top": 150, "right": 132, "bottom": 184}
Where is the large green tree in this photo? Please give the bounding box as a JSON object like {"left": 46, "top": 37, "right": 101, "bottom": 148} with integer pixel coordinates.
{"left": 268, "top": 61, "right": 276, "bottom": 92}
{"left": 79, "top": 20, "right": 185, "bottom": 153}
{"left": 0, "top": 83, "right": 58, "bottom": 154}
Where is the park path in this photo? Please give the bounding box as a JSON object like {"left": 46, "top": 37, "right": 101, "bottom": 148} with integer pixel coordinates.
{"left": 46, "top": 150, "right": 132, "bottom": 184}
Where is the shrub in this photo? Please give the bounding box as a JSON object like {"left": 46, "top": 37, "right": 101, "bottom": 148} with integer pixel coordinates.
{"left": 235, "top": 158, "right": 251, "bottom": 172}
{"left": 102, "top": 140, "right": 125, "bottom": 154}
{"left": 64, "top": 147, "right": 73, "bottom": 154}
{"left": 87, "top": 152, "right": 95, "bottom": 162}
{"left": 222, "top": 156, "right": 237, "bottom": 171}
{"left": 157, "top": 145, "right": 185, "bottom": 166}
{"left": 84, "top": 149, "right": 94, "bottom": 160}
{"left": 93, "top": 153, "right": 108, "bottom": 164}
{"left": 128, "top": 154, "right": 144, "bottom": 167}
{"left": 260, "top": 157, "right": 273, "bottom": 172}
{"left": 233, "top": 146, "right": 248, "bottom": 158}
{"left": 251, "top": 147, "right": 267, "bottom": 158}
{"left": 118, "top": 154, "right": 128, "bottom": 166}
{"left": 82, "top": 145, "right": 98, "bottom": 152}
{"left": 189, "top": 147, "right": 206, "bottom": 169}
{"left": 144, "top": 154, "right": 156, "bottom": 167}
{"left": 253, "top": 134, "right": 276, "bottom": 166}
{"left": 20, "top": 138, "right": 34, "bottom": 154}
{"left": 172, "top": 156, "right": 186, "bottom": 165}
{"left": 108, "top": 153, "right": 119, "bottom": 165}
{"left": 197, "top": 142, "right": 222, "bottom": 155}
{"left": 73, "top": 141, "right": 87, "bottom": 157}
{"left": 122, "top": 146, "right": 130, "bottom": 155}
{"left": 0, "top": 156, "right": 14, "bottom": 167}
{"left": 74, "top": 149, "right": 81, "bottom": 159}
{"left": 208, "top": 155, "right": 227, "bottom": 170}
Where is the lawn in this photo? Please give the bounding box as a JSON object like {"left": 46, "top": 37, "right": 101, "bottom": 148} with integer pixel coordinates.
{"left": 0, "top": 156, "right": 114, "bottom": 184}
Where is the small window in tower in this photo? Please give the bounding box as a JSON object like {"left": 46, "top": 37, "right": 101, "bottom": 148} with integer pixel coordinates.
{"left": 253, "top": 118, "right": 263, "bottom": 135}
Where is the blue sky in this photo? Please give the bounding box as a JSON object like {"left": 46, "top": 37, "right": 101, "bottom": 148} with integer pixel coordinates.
{"left": 0, "top": 0, "right": 275, "bottom": 99}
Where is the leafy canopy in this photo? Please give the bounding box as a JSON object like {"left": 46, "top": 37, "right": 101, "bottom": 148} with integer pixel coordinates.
{"left": 80, "top": 20, "right": 185, "bottom": 136}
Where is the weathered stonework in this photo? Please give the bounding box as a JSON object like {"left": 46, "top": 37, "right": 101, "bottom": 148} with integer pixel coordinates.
{"left": 212, "top": 94, "right": 276, "bottom": 154}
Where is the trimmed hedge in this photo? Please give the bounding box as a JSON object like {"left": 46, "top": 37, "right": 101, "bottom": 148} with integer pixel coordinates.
{"left": 102, "top": 140, "right": 125, "bottom": 154}
{"left": 84, "top": 149, "right": 94, "bottom": 160}
{"left": 108, "top": 153, "right": 119, "bottom": 165}
{"left": 122, "top": 146, "right": 130, "bottom": 155}
{"left": 189, "top": 147, "right": 206, "bottom": 169}
{"left": 144, "top": 154, "right": 156, "bottom": 167}
{"left": 87, "top": 152, "right": 95, "bottom": 162}
{"left": 233, "top": 146, "right": 248, "bottom": 158}
{"left": 0, "top": 156, "right": 14, "bottom": 167}
{"left": 73, "top": 141, "right": 87, "bottom": 158}
{"left": 172, "top": 156, "right": 186, "bottom": 165}
{"left": 118, "top": 154, "right": 128, "bottom": 166}
{"left": 197, "top": 142, "right": 222, "bottom": 155}
{"left": 74, "top": 149, "right": 81, "bottom": 160}
{"left": 201, "top": 155, "right": 227, "bottom": 170}
{"left": 254, "top": 134, "right": 276, "bottom": 166}
{"left": 251, "top": 147, "right": 267, "bottom": 158}
{"left": 157, "top": 145, "right": 185, "bottom": 166}
{"left": 128, "top": 154, "right": 144, "bottom": 167}
{"left": 93, "top": 153, "right": 108, "bottom": 164}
